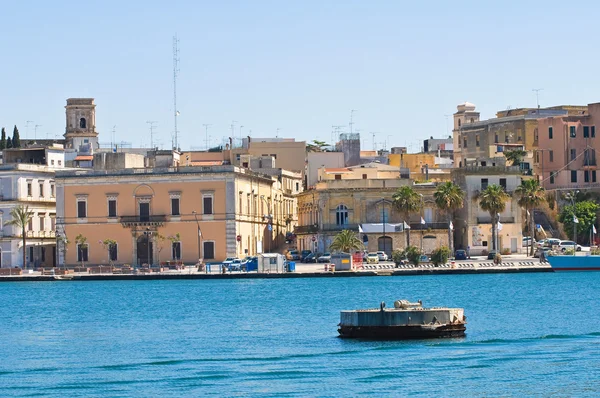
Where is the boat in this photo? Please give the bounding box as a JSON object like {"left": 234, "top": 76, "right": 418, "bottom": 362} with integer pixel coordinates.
{"left": 338, "top": 299, "right": 466, "bottom": 339}
{"left": 547, "top": 253, "right": 600, "bottom": 271}
{"left": 53, "top": 275, "right": 76, "bottom": 280}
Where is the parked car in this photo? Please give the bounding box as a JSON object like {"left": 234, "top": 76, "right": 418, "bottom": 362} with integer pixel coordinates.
{"left": 455, "top": 249, "right": 467, "bottom": 260}
{"left": 558, "top": 240, "right": 582, "bottom": 252}
{"left": 537, "top": 238, "right": 560, "bottom": 248}
{"left": 303, "top": 253, "right": 318, "bottom": 263}
{"left": 419, "top": 254, "right": 430, "bottom": 263}
{"left": 286, "top": 250, "right": 300, "bottom": 260}
{"left": 300, "top": 250, "right": 312, "bottom": 261}
{"left": 318, "top": 253, "right": 331, "bottom": 263}
{"left": 487, "top": 250, "right": 498, "bottom": 260}
{"left": 222, "top": 257, "right": 238, "bottom": 265}
{"left": 522, "top": 237, "right": 535, "bottom": 247}
{"left": 376, "top": 251, "right": 388, "bottom": 261}
{"left": 367, "top": 253, "right": 379, "bottom": 264}
{"left": 228, "top": 258, "right": 243, "bottom": 271}
{"left": 534, "top": 247, "right": 552, "bottom": 259}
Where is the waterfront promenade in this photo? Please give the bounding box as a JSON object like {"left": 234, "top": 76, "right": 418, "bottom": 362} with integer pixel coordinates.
{"left": 0, "top": 254, "right": 550, "bottom": 282}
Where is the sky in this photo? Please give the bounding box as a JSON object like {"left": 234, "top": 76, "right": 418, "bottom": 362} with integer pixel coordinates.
{"left": 1, "top": 0, "right": 599, "bottom": 152}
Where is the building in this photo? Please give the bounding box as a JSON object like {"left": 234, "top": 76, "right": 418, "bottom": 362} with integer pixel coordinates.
{"left": 535, "top": 102, "right": 600, "bottom": 190}
{"left": 452, "top": 102, "right": 587, "bottom": 172}
{"left": 423, "top": 136, "right": 453, "bottom": 153}
{"left": 231, "top": 137, "right": 306, "bottom": 175}
{"left": 0, "top": 146, "right": 66, "bottom": 268}
{"left": 55, "top": 155, "right": 301, "bottom": 267}
{"left": 388, "top": 153, "right": 452, "bottom": 182}
{"left": 295, "top": 163, "right": 450, "bottom": 256}
{"left": 305, "top": 151, "right": 345, "bottom": 189}
{"left": 453, "top": 166, "right": 524, "bottom": 255}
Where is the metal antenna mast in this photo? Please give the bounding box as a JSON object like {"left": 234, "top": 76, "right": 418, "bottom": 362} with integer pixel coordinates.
{"left": 202, "top": 124, "right": 212, "bottom": 150}
{"left": 370, "top": 132, "right": 379, "bottom": 151}
{"left": 34, "top": 124, "right": 42, "bottom": 140}
{"left": 172, "top": 35, "right": 180, "bottom": 150}
{"left": 349, "top": 109, "right": 357, "bottom": 134}
{"left": 112, "top": 125, "right": 116, "bottom": 148}
{"left": 147, "top": 121, "right": 157, "bottom": 149}
{"left": 532, "top": 88, "right": 544, "bottom": 109}
{"left": 230, "top": 121, "right": 237, "bottom": 147}
{"left": 331, "top": 125, "right": 344, "bottom": 144}
{"left": 276, "top": 128, "right": 281, "bottom": 138}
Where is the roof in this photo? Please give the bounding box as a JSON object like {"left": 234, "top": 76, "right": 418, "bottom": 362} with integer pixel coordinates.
{"left": 324, "top": 167, "right": 352, "bottom": 173}
{"left": 190, "top": 160, "right": 224, "bottom": 166}
{"left": 75, "top": 155, "right": 93, "bottom": 161}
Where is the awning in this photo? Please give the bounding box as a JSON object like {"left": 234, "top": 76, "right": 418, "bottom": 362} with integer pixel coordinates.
{"left": 359, "top": 223, "right": 406, "bottom": 233}
{"left": 75, "top": 155, "right": 93, "bottom": 161}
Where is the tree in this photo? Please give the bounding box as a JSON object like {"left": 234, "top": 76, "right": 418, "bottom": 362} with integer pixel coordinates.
{"left": 559, "top": 200, "right": 599, "bottom": 244}
{"left": 392, "top": 186, "right": 422, "bottom": 246}
{"left": 403, "top": 245, "right": 422, "bottom": 265}
{"left": 430, "top": 246, "right": 451, "bottom": 267}
{"left": 168, "top": 233, "right": 182, "bottom": 262}
{"left": 4, "top": 205, "right": 34, "bottom": 268}
{"left": 99, "top": 239, "right": 117, "bottom": 266}
{"left": 12, "top": 125, "right": 20, "bottom": 148}
{"left": 329, "top": 229, "right": 363, "bottom": 253}
{"left": 57, "top": 234, "right": 70, "bottom": 268}
{"left": 0, "top": 127, "right": 6, "bottom": 150}
{"left": 515, "top": 179, "right": 545, "bottom": 256}
{"left": 478, "top": 184, "right": 510, "bottom": 251}
{"left": 306, "top": 140, "right": 330, "bottom": 152}
{"left": 504, "top": 149, "right": 527, "bottom": 166}
{"left": 434, "top": 182, "right": 464, "bottom": 255}
{"left": 6, "top": 136, "right": 12, "bottom": 149}
{"left": 75, "top": 234, "right": 88, "bottom": 267}
{"left": 155, "top": 233, "right": 166, "bottom": 265}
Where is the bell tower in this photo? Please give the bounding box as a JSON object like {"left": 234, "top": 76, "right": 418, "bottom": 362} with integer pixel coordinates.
{"left": 64, "top": 98, "right": 99, "bottom": 152}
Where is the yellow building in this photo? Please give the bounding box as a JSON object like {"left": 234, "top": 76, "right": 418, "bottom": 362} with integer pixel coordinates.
{"left": 296, "top": 164, "right": 450, "bottom": 256}
{"left": 388, "top": 153, "right": 452, "bottom": 182}
{"left": 55, "top": 162, "right": 301, "bottom": 266}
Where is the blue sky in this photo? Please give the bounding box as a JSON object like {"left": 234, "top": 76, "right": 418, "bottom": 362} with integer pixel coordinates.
{"left": 1, "top": 0, "right": 598, "bottom": 152}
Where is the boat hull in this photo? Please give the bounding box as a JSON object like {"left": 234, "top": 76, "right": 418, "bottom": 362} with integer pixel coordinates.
{"left": 338, "top": 323, "right": 466, "bottom": 339}
{"left": 548, "top": 255, "right": 600, "bottom": 271}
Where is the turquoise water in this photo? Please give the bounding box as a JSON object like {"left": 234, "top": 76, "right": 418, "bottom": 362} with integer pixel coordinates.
{"left": 1, "top": 273, "right": 600, "bottom": 397}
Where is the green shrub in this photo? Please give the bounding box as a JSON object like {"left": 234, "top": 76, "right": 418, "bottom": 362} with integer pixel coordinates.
{"left": 430, "top": 246, "right": 451, "bottom": 267}
{"left": 591, "top": 248, "right": 600, "bottom": 256}
{"left": 501, "top": 248, "right": 511, "bottom": 255}
{"left": 391, "top": 249, "right": 406, "bottom": 265}
{"left": 404, "top": 245, "right": 422, "bottom": 265}
{"left": 563, "top": 248, "right": 575, "bottom": 255}
{"left": 493, "top": 253, "right": 502, "bottom": 264}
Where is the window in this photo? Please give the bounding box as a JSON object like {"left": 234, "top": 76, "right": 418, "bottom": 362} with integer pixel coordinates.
{"left": 172, "top": 241, "right": 181, "bottom": 260}
{"left": 463, "top": 137, "right": 467, "bottom": 148}
{"left": 203, "top": 241, "right": 215, "bottom": 260}
{"left": 458, "top": 119, "right": 461, "bottom": 127}
{"left": 571, "top": 170, "right": 577, "bottom": 183}
{"left": 549, "top": 127, "right": 553, "bottom": 139}
{"left": 39, "top": 182, "right": 44, "bottom": 197}
{"left": 203, "top": 195, "right": 214, "bottom": 215}
{"left": 550, "top": 172, "right": 555, "bottom": 184}
{"left": 27, "top": 182, "right": 32, "bottom": 197}
{"left": 58, "top": 160, "right": 62, "bottom": 166}
{"left": 476, "top": 134, "right": 480, "bottom": 147}
{"left": 534, "top": 128, "right": 539, "bottom": 142}
{"left": 335, "top": 174, "right": 342, "bottom": 180}
{"left": 109, "top": 243, "right": 118, "bottom": 262}
{"left": 535, "top": 152, "right": 540, "bottom": 163}
{"left": 171, "top": 198, "right": 180, "bottom": 216}
{"left": 517, "top": 129, "right": 522, "bottom": 142}
{"left": 481, "top": 178, "right": 488, "bottom": 190}
{"left": 592, "top": 126, "right": 596, "bottom": 138}
{"left": 41, "top": 247, "right": 46, "bottom": 263}
{"left": 139, "top": 202, "right": 150, "bottom": 222}
{"left": 29, "top": 247, "right": 33, "bottom": 263}
{"left": 50, "top": 214, "right": 56, "bottom": 231}
{"left": 362, "top": 174, "right": 367, "bottom": 179}
{"left": 296, "top": 182, "right": 300, "bottom": 191}
{"left": 381, "top": 207, "right": 389, "bottom": 223}
{"left": 585, "top": 170, "right": 590, "bottom": 183}
{"left": 79, "top": 118, "right": 86, "bottom": 128}
{"left": 50, "top": 182, "right": 55, "bottom": 197}
{"left": 499, "top": 178, "right": 507, "bottom": 190}
{"left": 571, "top": 149, "right": 576, "bottom": 161}
{"left": 77, "top": 200, "right": 87, "bottom": 218}
{"left": 584, "top": 126, "right": 590, "bottom": 138}
{"left": 28, "top": 218, "right": 33, "bottom": 231}
{"left": 549, "top": 150, "right": 554, "bottom": 162}
{"left": 570, "top": 126, "right": 576, "bottom": 138}
{"left": 77, "top": 244, "right": 89, "bottom": 262}
{"left": 108, "top": 199, "right": 117, "bottom": 218}
{"left": 39, "top": 215, "right": 44, "bottom": 230}
{"left": 504, "top": 132, "right": 509, "bottom": 143}
{"left": 494, "top": 133, "right": 499, "bottom": 143}
{"left": 593, "top": 171, "right": 597, "bottom": 183}
{"left": 51, "top": 160, "right": 55, "bottom": 166}
{"left": 336, "top": 204, "right": 349, "bottom": 226}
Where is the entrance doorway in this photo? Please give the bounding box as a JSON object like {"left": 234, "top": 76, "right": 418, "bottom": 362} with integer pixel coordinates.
{"left": 137, "top": 235, "right": 153, "bottom": 265}
{"left": 378, "top": 236, "right": 393, "bottom": 257}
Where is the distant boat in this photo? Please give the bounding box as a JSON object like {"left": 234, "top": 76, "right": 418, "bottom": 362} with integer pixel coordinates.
{"left": 53, "top": 275, "right": 76, "bottom": 280}
{"left": 338, "top": 299, "right": 466, "bottom": 339}
{"left": 547, "top": 254, "right": 600, "bottom": 271}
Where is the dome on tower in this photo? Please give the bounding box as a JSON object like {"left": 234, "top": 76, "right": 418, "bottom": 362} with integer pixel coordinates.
{"left": 456, "top": 102, "right": 476, "bottom": 112}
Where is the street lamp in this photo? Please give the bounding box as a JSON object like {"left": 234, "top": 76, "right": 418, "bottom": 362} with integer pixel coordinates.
{"left": 192, "top": 210, "right": 203, "bottom": 267}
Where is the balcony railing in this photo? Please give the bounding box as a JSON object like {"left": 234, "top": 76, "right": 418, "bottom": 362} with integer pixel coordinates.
{"left": 294, "top": 224, "right": 319, "bottom": 234}
{"left": 476, "top": 216, "right": 515, "bottom": 224}
{"left": 24, "top": 230, "right": 56, "bottom": 238}
{"left": 409, "top": 222, "right": 448, "bottom": 230}
{"left": 321, "top": 223, "right": 359, "bottom": 232}
{"left": 120, "top": 215, "right": 167, "bottom": 227}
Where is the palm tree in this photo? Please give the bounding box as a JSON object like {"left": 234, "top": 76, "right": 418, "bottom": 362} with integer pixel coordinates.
{"left": 4, "top": 205, "right": 34, "bottom": 268}
{"left": 392, "top": 186, "right": 422, "bottom": 246}
{"left": 329, "top": 229, "right": 363, "bottom": 253}
{"left": 434, "top": 182, "right": 465, "bottom": 255}
{"left": 515, "top": 178, "right": 545, "bottom": 256}
{"left": 478, "top": 184, "right": 510, "bottom": 251}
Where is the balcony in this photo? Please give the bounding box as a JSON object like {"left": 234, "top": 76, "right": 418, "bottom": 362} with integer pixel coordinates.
{"left": 120, "top": 215, "right": 166, "bottom": 227}
{"left": 409, "top": 222, "right": 448, "bottom": 230}
{"left": 476, "top": 216, "right": 515, "bottom": 224}
{"left": 583, "top": 160, "right": 597, "bottom": 170}
{"left": 322, "top": 223, "right": 359, "bottom": 232}
{"left": 25, "top": 230, "right": 56, "bottom": 238}
{"left": 294, "top": 224, "right": 319, "bottom": 234}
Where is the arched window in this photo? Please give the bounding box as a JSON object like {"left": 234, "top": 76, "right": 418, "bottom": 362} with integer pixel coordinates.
{"left": 458, "top": 119, "right": 461, "bottom": 127}
{"left": 336, "top": 204, "right": 348, "bottom": 226}
{"left": 470, "top": 118, "right": 474, "bottom": 123}
{"left": 80, "top": 118, "right": 86, "bottom": 128}
{"left": 381, "top": 206, "right": 389, "bottom": 223}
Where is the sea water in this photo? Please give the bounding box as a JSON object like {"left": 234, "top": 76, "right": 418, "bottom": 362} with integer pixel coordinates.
{"left": 1, "top": 272, "right": 599, "bottom": 397}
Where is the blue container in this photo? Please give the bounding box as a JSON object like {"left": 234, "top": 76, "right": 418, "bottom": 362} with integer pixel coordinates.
{"left": 287, "top": 261, "right": 296, "bottom": 272}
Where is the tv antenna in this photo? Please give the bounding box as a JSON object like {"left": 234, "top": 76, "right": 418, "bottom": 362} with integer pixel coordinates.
{"left": 532, "top": 88, "right": 544, "bottom": 109}
{"left": 202, "top": 124, "right": 212, "bottom": 150}
{"left": 331, "top": 125, "right": 344, "bottom": 144}
{"left": 370, "top": 132, "right": 379, "bottom": 151}
{"left": 349, "top": 109, "right": 357, "bottom": 134}
{"left": 276, "top": 128, "right": 281, "bottom": 138}
{"left": 230, "top": 120, "right": 237, "bottom": 147}
{"left": 172, "top": 35, "right": 180, "bottom": 150}
{"left": 146, "top": 121, "right": 157, "bottom": 149}
{"left": 25, "top": 121, "right": 33, "bottom": 137}
{"left": 34, "top": 124, "right": 42, "bottom": 140}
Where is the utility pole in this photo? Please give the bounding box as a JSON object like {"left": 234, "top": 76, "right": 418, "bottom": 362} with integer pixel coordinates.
{"left": 532, "top": 88, "right": 544, "bottom": 109}
{"left": 202, "top": 124, "right": 212, "bottom": 150}
{"left": 146, "top": 121, "right": 157, "bottom": 149}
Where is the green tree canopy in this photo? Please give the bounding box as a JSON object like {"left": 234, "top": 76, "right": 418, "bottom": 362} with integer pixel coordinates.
{"left": 504, "top": 149, "right": 527, "bottom": 166}
{"left": 478, "top": 184, "right": 510, "bottom": 251}
{"left": 12, "top": 125, "right": 21, "bottom": 148}
{"left": 392, "top": 185, "right": 422, "bottom": 245}
{"left": 434, "top": 182, "right": 464, "bottom": 254}
{"left": 6, "top": 136, "right": 12, "bottom": 149}
{"left": 559, "top": 200, "right": 599, "bottom": 244}
{"left": 307, "top": 140, "right": 331, "bottom": 152}
{"left": 4, "top": 205, "right": 34, "bottom": 268}
{"left": 515, "top": 179, "right": 545, "bottom": 255}
{"left": 0, "top": 127, "right": 6, "bottom": 150}
{"left": 329, "top": 229, "right": 363, "bottom": 253}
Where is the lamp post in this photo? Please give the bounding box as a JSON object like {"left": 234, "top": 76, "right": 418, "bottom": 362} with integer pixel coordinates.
{"left": 192, "top": 211, "right": 203, "bottom": 267}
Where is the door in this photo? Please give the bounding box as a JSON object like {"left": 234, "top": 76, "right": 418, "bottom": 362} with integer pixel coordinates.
{"left": 511, "top": 238, "right": 517, "bottom": 253}
{"left": 137, "top": 235, "right": 153, "bottom": 265}
{"left": 139, "top": 202, "right": 150, "bottom": 222}
{"left": 378, "top": 236, "right": 393, "bottom": 257}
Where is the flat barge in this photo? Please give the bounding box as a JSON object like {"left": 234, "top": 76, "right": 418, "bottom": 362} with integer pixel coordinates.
{"left": 338, "top": 300, "right": 466, "bottom": 339}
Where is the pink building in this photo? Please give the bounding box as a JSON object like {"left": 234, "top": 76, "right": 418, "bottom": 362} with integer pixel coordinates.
{"left": 535, "top": 103, "right": 600, "bottom": 190}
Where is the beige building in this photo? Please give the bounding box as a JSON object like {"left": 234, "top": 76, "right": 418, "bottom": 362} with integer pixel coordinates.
{"left": 231, "top": 137, "right": 306, "bottom": 174}
{"left": 296, "top": 164, "right": 450, "bottom": 256}
{"left": 388, "top": 153, "right": 452, "bottom": 182}
{"left": 55, "top": 159, "right": 301, "bottom": 267}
